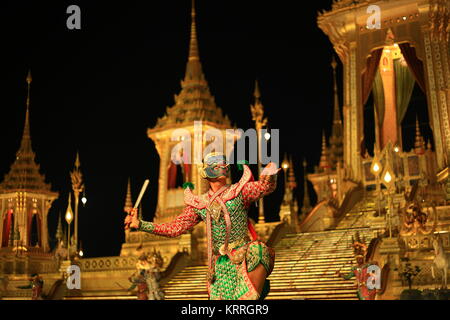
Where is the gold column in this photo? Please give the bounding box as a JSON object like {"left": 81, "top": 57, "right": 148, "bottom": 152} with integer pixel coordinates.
{"left": 70, "top": 152, "right": 84, "bottom": 253}
{"left": 346, "top": 43, "right": 363, "bottom": 181}
{"left": 41, "top": 198, "right": 49, "bottom": 252}
{"left": 155, "top": 137, "right": 170, "bottom": 222}
{"left": 250, "top": 82, "right": 268, "bottom": 224}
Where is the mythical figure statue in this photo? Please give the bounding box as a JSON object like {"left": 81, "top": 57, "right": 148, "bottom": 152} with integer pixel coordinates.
{"left": 400, "top": 201, "right": 432, "bottom": 236}
{"left": 338, "top": 233, "right": 378, "bottom": 300}
{"left": 17, "top": 273, "right": 44, "bottom": 300}
{"left": 146, "top": 250, "right": 165, "bottom": 300}
{"left": 128, "top": 269, "right": 150, "bottom": 300}
{"left": 431, "top": 234, "right": 449, "bottom": 289}
{"left": 54, "top": 240, "right": 68, "bottom": 268}
{"left": 129, "top": 251, "right": 165, "bottom": 300}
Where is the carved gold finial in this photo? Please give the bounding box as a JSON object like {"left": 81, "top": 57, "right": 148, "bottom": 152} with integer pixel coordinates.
{"left": 319, "top": 131, "right": 331, "bottom": 171}
{"left": 75, "top": 151, "right": 81, "bottom": 169}
{"left": 414, "top": 115, "right": 425, "bottom": 154}
{"left": 288, "top": 155, "right": 297, "bottom": 189}
{"left": 254, "top": 79, "right": 261, "bottom": 100}
{"left": 331, "top": 56, "right": 341, "bottom": 124}
{"left": 188, "top": 0, "right": 199, "bottom": 61}
{"left": 302, "top": 157, "right": 311, "bottom": 214}
{"left": 250, "top": 80, "right": 267, "bottom": 129}
{"left": 20, "top": 70, "right": 33, "bottom": 147}
{"left": 124, "top": 178, "right": 133, "bottom": 213}
{"left": 26, "top": 70, "right": 32, "bottom": 84}
{"left": 385, "top": 28, "right": 395, "bottom": 45}
{"left": 26, "top": 70, "right": 32, "bottom": 111}
{"left": 331, "top": 55, "right": 337, "bottom": 70}
{"left": 70, "top": 152, "right": 84, "bottom": 194}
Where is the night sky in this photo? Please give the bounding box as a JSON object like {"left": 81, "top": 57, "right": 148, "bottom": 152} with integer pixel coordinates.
{"left": 0, "top": 0, "right": 429, "bottom": 258}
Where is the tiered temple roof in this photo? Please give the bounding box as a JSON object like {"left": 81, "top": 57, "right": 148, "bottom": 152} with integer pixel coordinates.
{"left": 0, "top": 72, "right": 54, "bottom": 195}
{"left": 149, "top": 1, "right": 230, "bottom": 132}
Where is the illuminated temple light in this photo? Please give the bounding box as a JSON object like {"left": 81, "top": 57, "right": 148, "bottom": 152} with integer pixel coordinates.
{"left": 383, "top": 171, "right": 392, "bottom": 183}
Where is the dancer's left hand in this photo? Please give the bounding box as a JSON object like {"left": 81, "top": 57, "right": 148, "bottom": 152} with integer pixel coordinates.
{"left": 261, "top": 162, "right": 281, "bottom": 176}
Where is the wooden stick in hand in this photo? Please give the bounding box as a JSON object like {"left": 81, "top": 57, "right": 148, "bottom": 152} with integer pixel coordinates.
{"left": 125, "top": 179, "right": 149, "bottom": 230}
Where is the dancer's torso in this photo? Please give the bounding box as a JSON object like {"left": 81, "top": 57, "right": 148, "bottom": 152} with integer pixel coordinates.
{"left": 194, "top": 193, "right": 249, "bottom": 253}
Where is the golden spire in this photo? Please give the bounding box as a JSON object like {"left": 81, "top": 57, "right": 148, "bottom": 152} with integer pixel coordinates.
{"left": 302, "top": 158, "right": 312, "bottom": 215}
{"left": 254, "top": 79, "right": 261, "bottom": 101}
{"left": 149, "top": 0, "right": 230, "bottom": 131}
{"left": 414, "top": 115, "right": 425, "bottom": 155}
{"left": 250, "top": 80, "right": 267, "bottom": 129}
{"left": 319, "top": 131, "right": 331, "bottom": 171}
{"left": 21, "top": 70, "right": 32, "bottom": 149}
{"left": 184, "top": 0, "right": 204, "bottom": 81}
{"left": 0, "top": 71, "right": 53, "bottom": 193}
{"left": 287, "top": 156, "right": 297, "bottom": 189}
{"left": 331, "top": 56, "right": 341, "bottom": 124}
{"left": 329, "top": 56, "right": 343, "bottom": 168}
{"left": 75, "top": 151, "right": 81, "bottom": 169}
{"left": 124, "top": 178, "right": 133, "bottom": 213}
{"left": 56, "top": 212, "right": 63, "bottom": 241}
{"left": 188, "top": 0, "right": 199, "bottom": 61}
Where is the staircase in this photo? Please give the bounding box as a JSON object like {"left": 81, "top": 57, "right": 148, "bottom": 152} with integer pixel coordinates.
{"left": 266, "top": 227, "right": 377, "bottom": 300}
{"left": 161, "top": 190, "right": 387, "bottom": 300}
{"left": 162, "top": 265, "right": 208, "bottom": 300}
{"left": 162, "top": 227, "right": 380, "bottom": 300}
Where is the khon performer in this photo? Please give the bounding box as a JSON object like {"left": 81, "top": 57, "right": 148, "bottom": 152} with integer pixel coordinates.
{"left": 125, "top": 152, "right": 280, "bottom": 300}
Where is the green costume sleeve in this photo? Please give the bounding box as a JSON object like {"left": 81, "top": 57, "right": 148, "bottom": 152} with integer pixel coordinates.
{"left": 137, "top": 206, "right": 200, "bottom": 237}
{"left": 138, "top": 220, "right": 155, "bottom": 233}
{"left": 128, "top": 283, "right": 137, "bottom": 291}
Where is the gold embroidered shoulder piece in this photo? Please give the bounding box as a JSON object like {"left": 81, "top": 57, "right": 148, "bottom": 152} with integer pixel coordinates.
{"left": 222, "top": 165, "right": 253, "bottom": 201}
{"left": 184, "top": 187, "right": 208, "bottom": 209}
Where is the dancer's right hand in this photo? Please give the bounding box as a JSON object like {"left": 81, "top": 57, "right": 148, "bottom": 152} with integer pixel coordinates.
{"left": 124, "top": 208, "right": 140, "bottom": 230}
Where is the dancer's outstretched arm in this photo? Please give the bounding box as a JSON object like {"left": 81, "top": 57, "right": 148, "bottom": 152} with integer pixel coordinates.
{"left": 125, "top": 206, "right": 200, "bottom": 238}
{"left": 241, "top": 162, "right": 279, "bottom": 208}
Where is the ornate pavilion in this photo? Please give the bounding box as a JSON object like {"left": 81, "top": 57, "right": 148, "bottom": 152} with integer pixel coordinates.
{"left": 0, "top": 0, "right": 449, "bottom": 300}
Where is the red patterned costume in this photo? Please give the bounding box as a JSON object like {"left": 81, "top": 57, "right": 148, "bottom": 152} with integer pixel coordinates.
{"left": 341, "top": 236, "right": 377, "bottom": 300}
{"left": 138, "top": 165, "right": 276, "bottom": 299}
{"left": 128, "top": 270, "right": 149, "bottom": 300}
{"left": 342, "top": 264, "right": 377, "bottom": 300}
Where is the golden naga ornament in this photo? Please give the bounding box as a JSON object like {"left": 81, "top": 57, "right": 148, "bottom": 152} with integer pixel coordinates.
{"left": 208, "top": 201, "right": 222, "bottom": 223}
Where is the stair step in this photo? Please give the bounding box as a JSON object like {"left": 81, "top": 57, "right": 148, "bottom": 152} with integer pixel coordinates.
{"left": 161, "top": 225, "right": 379, "bottom": 300}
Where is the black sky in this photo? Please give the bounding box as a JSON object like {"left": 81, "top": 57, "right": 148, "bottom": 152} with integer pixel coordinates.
{"left": 0, "top": 0, "right": 429, "bottom": 257}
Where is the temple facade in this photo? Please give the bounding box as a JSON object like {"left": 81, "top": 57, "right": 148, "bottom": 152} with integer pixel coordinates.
{"left": 0, "top": 72, "right": 59, "bottom": 277}
{"left": 1, "top": 0, "right": 449, "bottom": 300}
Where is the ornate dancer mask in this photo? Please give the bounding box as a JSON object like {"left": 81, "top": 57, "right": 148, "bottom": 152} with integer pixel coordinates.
{"left": 199, "top": 152, "right": 230, "bottom": 179}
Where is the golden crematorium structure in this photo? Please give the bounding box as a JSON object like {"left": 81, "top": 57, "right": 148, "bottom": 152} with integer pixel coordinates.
{"left": 1, "top": 0, "right": 449, "bottom": 300}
